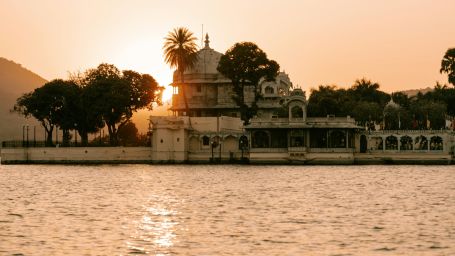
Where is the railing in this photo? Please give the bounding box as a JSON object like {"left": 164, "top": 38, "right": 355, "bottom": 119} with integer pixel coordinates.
{"left": 1, "top": 140, "right": 150, "bottom": 148}
{"left": 307, "top": 148, "right": 355, "bottom": 153}
{"left": 306, "top": 116, "right": 356, "bottom": 123}
{"left": 2, "top": 141, "right": 47, "bottom": 148}
{"left": 249, "top": 148, "right": 288, "bottom": 153}
{"left": 250, "top": 118, "right": 289, "bottom": 123}
{"left": 367, "top": 149, "right": 444, "bottom": 153}
{"left": 364, "top": 130, "right": 453, "bottom": 135}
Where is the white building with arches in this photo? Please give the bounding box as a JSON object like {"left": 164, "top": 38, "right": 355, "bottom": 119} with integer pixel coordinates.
{"left": 149, "top": 34, "right": 455, "bottom": 164}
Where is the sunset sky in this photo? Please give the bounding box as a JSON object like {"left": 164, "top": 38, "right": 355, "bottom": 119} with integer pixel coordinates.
{"left": 1, "top": 0, "right": 455, "bottom": 101}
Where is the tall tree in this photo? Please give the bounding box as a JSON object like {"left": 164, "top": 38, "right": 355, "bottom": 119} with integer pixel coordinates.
{"left": 67, "top": 71, "right": 104, "bottom": 146}
{"left": 217, "top": 42, "right": 279, "bottom": 124}
{"left": 82, "top": 64, "right": 163, "bottom": 145}
{"left": 307, "top": 85, "right": 348, "bottom": 117}
{"left": 348, "top": 78, "right": 389, "bottom": 106}
{"left": 440, "top": 48, "right": 455, "bottom": 86}
{"left": 163, "top": 27, "right": 198, "bottom": 116}
{"left": 13, "top": 79, "right": 77, "bottom": 146}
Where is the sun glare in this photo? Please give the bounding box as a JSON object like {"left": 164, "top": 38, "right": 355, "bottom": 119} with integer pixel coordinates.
{"left": 161, "top": 85, "right": 173, "bottom": 103}
{"left": 112, "top": 40, "right": 174, "bottom": 103}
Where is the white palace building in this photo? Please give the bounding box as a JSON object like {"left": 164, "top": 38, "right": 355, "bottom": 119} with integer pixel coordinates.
{"left": 150, "top": 35, "right": 455, "bottom": 164}
{"left": 2, "top": 35, "right": 454, "bottom": 164}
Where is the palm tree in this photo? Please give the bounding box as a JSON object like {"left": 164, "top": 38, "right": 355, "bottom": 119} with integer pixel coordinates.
{"left": 163, "top": 27, "right": 198, "bottom": 116}
{"left": 440, "top": 48, "right": 455, "bottom": 86}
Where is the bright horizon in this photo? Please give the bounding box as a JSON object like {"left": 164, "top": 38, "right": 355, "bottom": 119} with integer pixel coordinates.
{"left": 1, "top": 0, "right": 455, "bottom": 102}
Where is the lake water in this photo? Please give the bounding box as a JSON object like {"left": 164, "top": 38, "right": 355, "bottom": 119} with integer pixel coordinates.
{"left": 0, "top": 165, "right": 454, "bottom": 255}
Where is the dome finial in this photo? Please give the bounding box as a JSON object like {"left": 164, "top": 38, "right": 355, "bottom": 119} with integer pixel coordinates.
{"left": 204, "top": 33, "right": 210, "bottom": 48}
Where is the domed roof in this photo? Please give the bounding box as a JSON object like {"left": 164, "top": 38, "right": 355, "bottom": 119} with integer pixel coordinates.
{"left": 290, "top": 88, "right": 305, "bottom": 97}
{"left": 184, "top": 34, "right": 222, "bottom": 75}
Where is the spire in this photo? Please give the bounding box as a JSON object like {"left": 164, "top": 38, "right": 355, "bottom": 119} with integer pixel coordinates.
{"left": 204, "top": 33, "right": 210, "bottom": 49}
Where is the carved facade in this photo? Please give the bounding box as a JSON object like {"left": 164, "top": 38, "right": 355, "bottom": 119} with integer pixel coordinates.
{"left": 170, "top": 34, "right": 293, "bottom": 118}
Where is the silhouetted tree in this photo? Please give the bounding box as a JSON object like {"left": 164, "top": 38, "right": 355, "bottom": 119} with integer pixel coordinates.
{"left": 307, "top": 85, "right": 348, "bottom": 117}
{"left": 217, "top": 42, "right": 279, "bottom": 124}
{"left": 82, "top": 64, "right": 163, "bottom": 145}
{"left": 163, "top": 27, "right": 198, "bottom": 116}
{"left": 348, "top": 78, "right": 389, "bottom": 106}
{"left": 351, "top": 101, "right": 383, "bottom": 126}
{"left": 440, "top": 48, "right": 455, "bottom": 86}
{"left": 13, "top": 79, "right": 78, "bottom": 146}
{"left": 117, "top": 121, "right": 138, "bottom": 146}
{"left": 391, "top": 92, "right": 411, "bottom": 109}
{"left": 409, "top": 99, "right": 446, "bottom": 129}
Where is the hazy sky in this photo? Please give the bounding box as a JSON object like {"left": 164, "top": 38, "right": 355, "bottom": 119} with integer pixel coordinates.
{"left": 1, "top": 0, "right": 455, "bottom": 100}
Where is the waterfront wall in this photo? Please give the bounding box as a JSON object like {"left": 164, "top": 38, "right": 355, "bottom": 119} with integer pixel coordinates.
{"left": 1, "top": 147, "right": 152, "bottom": 164}
{"left": 1, "top": 146, "right": 453, "bottom": 164}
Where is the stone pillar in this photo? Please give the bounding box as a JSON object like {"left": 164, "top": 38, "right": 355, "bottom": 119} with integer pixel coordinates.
{"left": 346, "top": 129, "right": 349, "bottom": 149}
{"left": 383, "top": 136, "right": 386, "bottom": 152}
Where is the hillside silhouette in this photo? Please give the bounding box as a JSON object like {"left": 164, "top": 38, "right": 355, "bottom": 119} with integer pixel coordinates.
{"left": 0, "top": 57, "right": 47, "bottom": 143}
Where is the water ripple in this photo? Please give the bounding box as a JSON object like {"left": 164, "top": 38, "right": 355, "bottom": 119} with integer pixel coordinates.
{"left": 0, "top": 164, "right": 454, "bottom": 255}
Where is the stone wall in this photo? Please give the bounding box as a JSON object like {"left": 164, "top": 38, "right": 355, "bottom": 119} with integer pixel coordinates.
{"left": 1, "top": 147, "right": 152, "bottom": 164}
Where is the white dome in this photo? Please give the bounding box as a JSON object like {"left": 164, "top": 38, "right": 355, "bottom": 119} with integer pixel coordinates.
{"left": 184, "top": 34, "right": 222, "bottom": 75}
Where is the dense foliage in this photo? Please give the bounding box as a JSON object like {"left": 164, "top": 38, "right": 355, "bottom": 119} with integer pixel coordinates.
{"left": 217, "top": 42, "right": 279, "bottom": 124}
{"left": 163, "top": 27, "right": 198, "bottom": 115}
{"left": 440, "top": 48, "right": 455, "bottom": 86}
{"left": 307, "top": 79, "right": 454, "bottom": 130}
{"left": 14, "top": 64, "right": 163, "bottom": 146}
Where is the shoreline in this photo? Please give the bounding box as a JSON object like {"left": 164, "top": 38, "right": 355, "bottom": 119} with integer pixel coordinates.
{"left": 1, "top": 147, "right": 453, "bottom": 165}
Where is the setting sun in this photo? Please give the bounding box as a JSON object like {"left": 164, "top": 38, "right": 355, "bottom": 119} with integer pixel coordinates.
{"left": 2, "top": 1, "right": 455, "bottom": 255}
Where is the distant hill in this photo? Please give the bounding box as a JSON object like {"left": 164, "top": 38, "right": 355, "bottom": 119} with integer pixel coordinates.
{"left": 0, "top": 57, "right": 47, "bottom": 143}
{"left": 400, "top": 87, "right": 433, "bottom": 97}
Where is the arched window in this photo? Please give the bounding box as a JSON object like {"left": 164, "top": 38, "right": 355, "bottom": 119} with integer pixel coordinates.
{"left": 385, "top": 136, "right": 398, "bottom": 150}
{"left": 291, "top": 106, "right": 303, "bottom": 118}
{"left": 265, "top": 86, "right": 274, "bottom": 94}
{"left": 252, "top": 131, "right": 270, "bottom": 148}
{"left": 400, "top": 136, "right": 413, "bottom": 151}
{"left": 430, "top": 136, "right": 443, "bottom": 150}
{"left": 414, "top": 135, "right": 428, "bottom": 150}
{"left": 202, "top": 136, "right": 210, "bottom": 146}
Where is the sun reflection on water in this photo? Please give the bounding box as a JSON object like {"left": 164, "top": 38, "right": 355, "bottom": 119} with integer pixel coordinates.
{"left": 126, "top": 197, "right": 180, "bottom": 255}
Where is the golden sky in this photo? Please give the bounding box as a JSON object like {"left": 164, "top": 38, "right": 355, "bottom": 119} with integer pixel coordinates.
{"left": 1, "top": 0, "right": 455, "bottom": 99}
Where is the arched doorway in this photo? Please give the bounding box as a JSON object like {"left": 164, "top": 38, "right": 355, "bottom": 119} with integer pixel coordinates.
{"left": 291, "top": 106, "right": 303, "bottom": 118}
{"left": 385, "top": 136, "right": 398, "bottom": 150}
{"left": 430, "top": 136, "right": 443, "bottom": 150}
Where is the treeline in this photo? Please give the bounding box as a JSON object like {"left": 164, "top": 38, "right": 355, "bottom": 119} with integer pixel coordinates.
{"left": 307, "top": 79, "right": 455, "bottom": 130}
{"left": 13, "top": 64, "right": 163, "bottom": 146}
{"left": 307, "top": 47, "right": 455, "bottom": 130}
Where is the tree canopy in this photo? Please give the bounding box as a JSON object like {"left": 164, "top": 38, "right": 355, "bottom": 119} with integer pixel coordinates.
{"left": 14, "top": 64, "right": 163, "bottom": 146}
{"left": 13, "top": 79, "right": 79, "bottom": 146}
{"left": 440, "top": 48, "right": 455, "bottom": 86}
{"left": 217, "top": 42, "right": 279, "bottom": 124}
{"left": 163, "top": 27, "right": 198, "bottom": 116}
{"left": 307, "top": 78, "right": 452, "bottom": 130}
